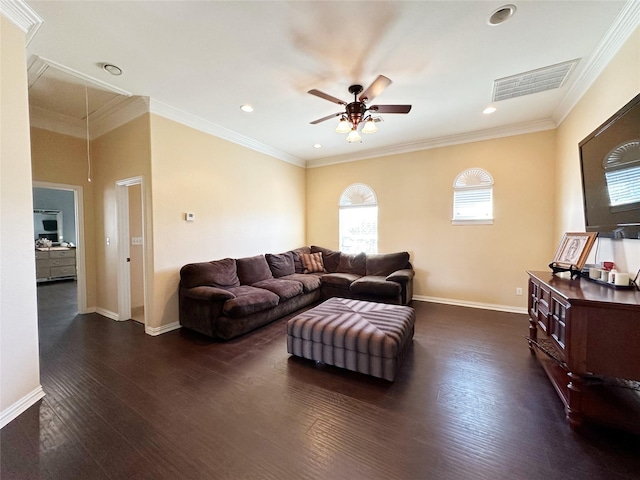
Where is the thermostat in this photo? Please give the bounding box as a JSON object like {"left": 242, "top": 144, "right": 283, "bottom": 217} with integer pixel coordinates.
{"left": 185, "top": 212, "right": 195, "bottom": 222}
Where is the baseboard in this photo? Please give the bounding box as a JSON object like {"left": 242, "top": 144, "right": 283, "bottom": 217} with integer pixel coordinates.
{"left": 96, "top": 307, "right": 119, "bottom": 321}
{"left": 412, "top": 295, "right": 528, "bottom": 315}
{"left": 145, "top": 322, "right": 181, "bottom": 336}
{"left": 81, "top": 306, "right": 97, "bottom": 314}
{"left": 0, "top": 386, "right": 45, "bottom": 429}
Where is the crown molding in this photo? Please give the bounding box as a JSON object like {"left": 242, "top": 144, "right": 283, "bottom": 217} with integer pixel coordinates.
{"left": 552, "top": 0, "right": 640, "bottom": 125}
{"left": 148, "top": 99, "right": 305, "bottom": 168}
{"left": 29, "top": 104, "right": 86, "bottom": 138}
{"left": 90, "top": 96, "right": 149, "bottom": 138}
{"left": 30, "top": 96, "right": 149, "bottom": 140}
{"left": 306, "top": 118, "right": 556, "bottom": 168}
{"left": 28, "top": 55, "right": 133, "bottom": 98}
{"left": 0, "top": 0, "right": 43, "bottom": 45}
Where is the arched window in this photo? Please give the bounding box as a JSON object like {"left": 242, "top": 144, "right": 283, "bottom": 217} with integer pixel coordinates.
{"left": 339, "top": 183, "right": 378, "bottom": 253}
{"left": 452, "top": 168, "right": 494, "bottom": 224}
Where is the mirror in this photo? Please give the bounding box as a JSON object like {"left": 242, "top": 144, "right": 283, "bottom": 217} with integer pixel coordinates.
{"left": 33, "top": 209, "right": 63, "bottom": 245}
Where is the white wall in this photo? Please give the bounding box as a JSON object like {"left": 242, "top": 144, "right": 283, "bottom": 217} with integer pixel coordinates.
{"left": 0, "top": 15, "right": 44, "bottom": 428}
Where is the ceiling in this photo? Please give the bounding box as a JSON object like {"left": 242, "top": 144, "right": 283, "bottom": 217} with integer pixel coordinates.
{"left": 23, "top": 1, "right": 637, "bottom": 167}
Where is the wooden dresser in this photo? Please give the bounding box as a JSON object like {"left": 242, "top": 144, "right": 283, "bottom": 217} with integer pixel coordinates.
{"left": 527, "top": 270, "right": 640, "bottom": 433}
{"left": 35, "top": 247, "right": 77, "bottom": 282}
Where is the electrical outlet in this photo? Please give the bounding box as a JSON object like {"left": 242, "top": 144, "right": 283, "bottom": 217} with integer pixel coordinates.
{"left": 516, "top": 287, "right": 523, "bottom": 296}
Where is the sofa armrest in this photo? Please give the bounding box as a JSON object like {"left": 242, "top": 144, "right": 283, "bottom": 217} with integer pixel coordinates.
{"left": 179, "top": 286, "right": 235, "bottom": 338}
{"left": 385, "top": 269, "right": 415, "bottom": 283}
{"left": 181, "top": 286, "right": 236, "bottom": 302}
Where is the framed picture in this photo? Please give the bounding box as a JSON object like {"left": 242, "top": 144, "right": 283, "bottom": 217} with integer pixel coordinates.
{"left": 551, "top": 232, "right": 598, "bottom": 270}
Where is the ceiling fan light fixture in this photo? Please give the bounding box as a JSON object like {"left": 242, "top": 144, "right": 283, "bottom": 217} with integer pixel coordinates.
{"left": 335, "top": 116, "right": 351, "bottom": 134}
{"left": 309, "top": 75, "right": 411, "bottom": 144}
{"left": 362, "top": 117, "right": 378, "bottom": 134}
{"left": 346, "top": 128, "right": 361, "bottom": 143}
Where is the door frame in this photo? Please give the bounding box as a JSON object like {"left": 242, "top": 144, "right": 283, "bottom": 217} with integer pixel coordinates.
{"left": 32, "top": 181, "right": 87, "bottom": 313}
{"left": 116, "top": 176, "right": 146, "bottom": 324}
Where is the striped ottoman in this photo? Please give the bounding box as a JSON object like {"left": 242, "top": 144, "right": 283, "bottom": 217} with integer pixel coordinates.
{"left": 287, "top": 297, "right": 415, "bottom": 381}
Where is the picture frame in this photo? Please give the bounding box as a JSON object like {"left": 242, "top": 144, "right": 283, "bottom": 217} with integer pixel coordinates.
{"left": 551, "top": 232, "right": 598, "bottom": 270}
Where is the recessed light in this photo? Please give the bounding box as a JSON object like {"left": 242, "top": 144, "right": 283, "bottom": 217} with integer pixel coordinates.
{"left": 488, "top": 4, "right": 516, "bottom": 26}
{"left": 240, "top": 104, "right": 254, "bottom": 113}
{"left": 313, "top": 144, "right": 322, "bottom": 149}
{"left": 483, "top": 106, "right": 497, "bottom": 114}
{"left": 102, "top": 63, "right": 122, "bottom": 76}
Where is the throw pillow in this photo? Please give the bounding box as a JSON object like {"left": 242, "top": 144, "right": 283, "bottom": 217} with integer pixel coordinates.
{"left": 265, "top": 252, "right": 295, "bottom": 278}
{"left": 236, "top": 255, "right": 273, "bottom": 285}
{"left": 291, "top": 247, "right": 311, "bottom": 273}
{"left": 300, "top": 252, "right": 325, "bottom": 273}
{"left": 310, "top": 245, "right": 341, "bottom": 272}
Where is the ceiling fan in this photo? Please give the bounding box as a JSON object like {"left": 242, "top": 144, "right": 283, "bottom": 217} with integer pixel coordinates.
{"left": 308, "top": 75, "right": 412, "bottom": 142}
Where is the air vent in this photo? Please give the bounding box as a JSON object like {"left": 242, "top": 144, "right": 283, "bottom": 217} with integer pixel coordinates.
{"left": 492, "top": 59, "right": 579, "bottom": 102}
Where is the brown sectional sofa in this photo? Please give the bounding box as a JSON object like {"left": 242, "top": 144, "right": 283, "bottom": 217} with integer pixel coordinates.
{"left": 178, "top": 246, "right": 414, "bottom": 340}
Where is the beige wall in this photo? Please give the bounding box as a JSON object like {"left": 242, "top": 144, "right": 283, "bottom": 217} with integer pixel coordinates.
{"left": 0, "top": 16, "right": 43, "bottom": 423}
{"left": 555, "top": 26, "right": 640, "bottom": 275}
{"left": 307, "top": 130, "right": 556, "bottom": 310}
{"left": 31, "top": 127, "right": 97, "bottom": 308}
{"left": 91, "top": 113, "right": 153, "bottom": 318}
{"left": 149, "top": 114, "right": 307, "bottom": 328}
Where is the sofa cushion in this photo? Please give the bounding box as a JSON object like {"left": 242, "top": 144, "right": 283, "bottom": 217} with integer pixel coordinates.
{"left": 311, "top": 246, "right": 341, "bottom": 273}
{"left": 280, "top": 273, "right": 322, "bottom": 293}
{"left": 350, "top": 276, "right": 401, "bottom": 298}
{"left": 337, "top": 252, "right": 366, "bottom": 276}
{"left": 253, "top": 278, "right": 303, "bottom": 300}
{"left": 321, "top": 272, "right": 361, "bottom": 288}
{"left": 180, "top": 258, "right": 240, "bottom": 289}
{"left": 365, "top": 252, "right": 410, "bottom": 276}
{"left": 265, "top": 252, "right": 296, "bottom": 278}
{"left": 291, "top": 247, "right": 311, "bottom": 273}
{"left": 300, "top": 252, "right": 325, "bottom": 273}
{"left": 236, "top": 255, "right": 273, "bottom": 285}
{"left": 223, "top": 286, "right": 279, "bottom": 318}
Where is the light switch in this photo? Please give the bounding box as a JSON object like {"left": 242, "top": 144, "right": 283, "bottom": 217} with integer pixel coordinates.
{"left": 185, "top": 212, "right": 195, "bottom": 222}
{"left": 106, "top": 237, "right": 110, "bottom": 246}
{"left": 131, "top": 237, "right": 143, "bottom": 245}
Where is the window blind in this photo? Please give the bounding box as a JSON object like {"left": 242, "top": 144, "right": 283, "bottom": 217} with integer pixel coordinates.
{"left": 605, "top": 165, "right": 640, "bottom": 207}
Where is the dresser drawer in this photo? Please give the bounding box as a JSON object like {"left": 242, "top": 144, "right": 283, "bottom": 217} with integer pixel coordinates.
{"left": 35, "top": 250, "right": 49, "bottom": 260}
{"left": 36, "top": 267, "right": 50, "bottom": 278}
{"left": 50, "top": 249, "right": 75, "bottom": 259}
{"left": 36, "top": 259, "right": 50, "bottom": 268}
{"left": 49, "top": 257, "right": 75, "bottom": 267}
{"left": 50, "top": 265, "right": 76, "bottom": 277}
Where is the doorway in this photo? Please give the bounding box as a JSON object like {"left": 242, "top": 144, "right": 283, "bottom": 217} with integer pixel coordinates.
{"left": 32, "top": 181, "right": 87, "bottom": 313}
{"left": 116, "top": 176, "right": 146, "bottom": 326}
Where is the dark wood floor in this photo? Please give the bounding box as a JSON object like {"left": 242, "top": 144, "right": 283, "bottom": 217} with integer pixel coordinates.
{"left": 2, "top": 281, "right": 640, "bottom": 480}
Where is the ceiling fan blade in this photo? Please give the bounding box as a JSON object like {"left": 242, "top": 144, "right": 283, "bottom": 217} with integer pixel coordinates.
{"left": 308, "top": 89, "right": 347, "bottom": 105}
{"left": 359, "top": 75, "right": 392, "bottom": 103}
{"left": 310, "top": 112, "right": 342, "bottom": 125}
{"left": 369, "top": 104, "right": 412, "bottom": 114}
